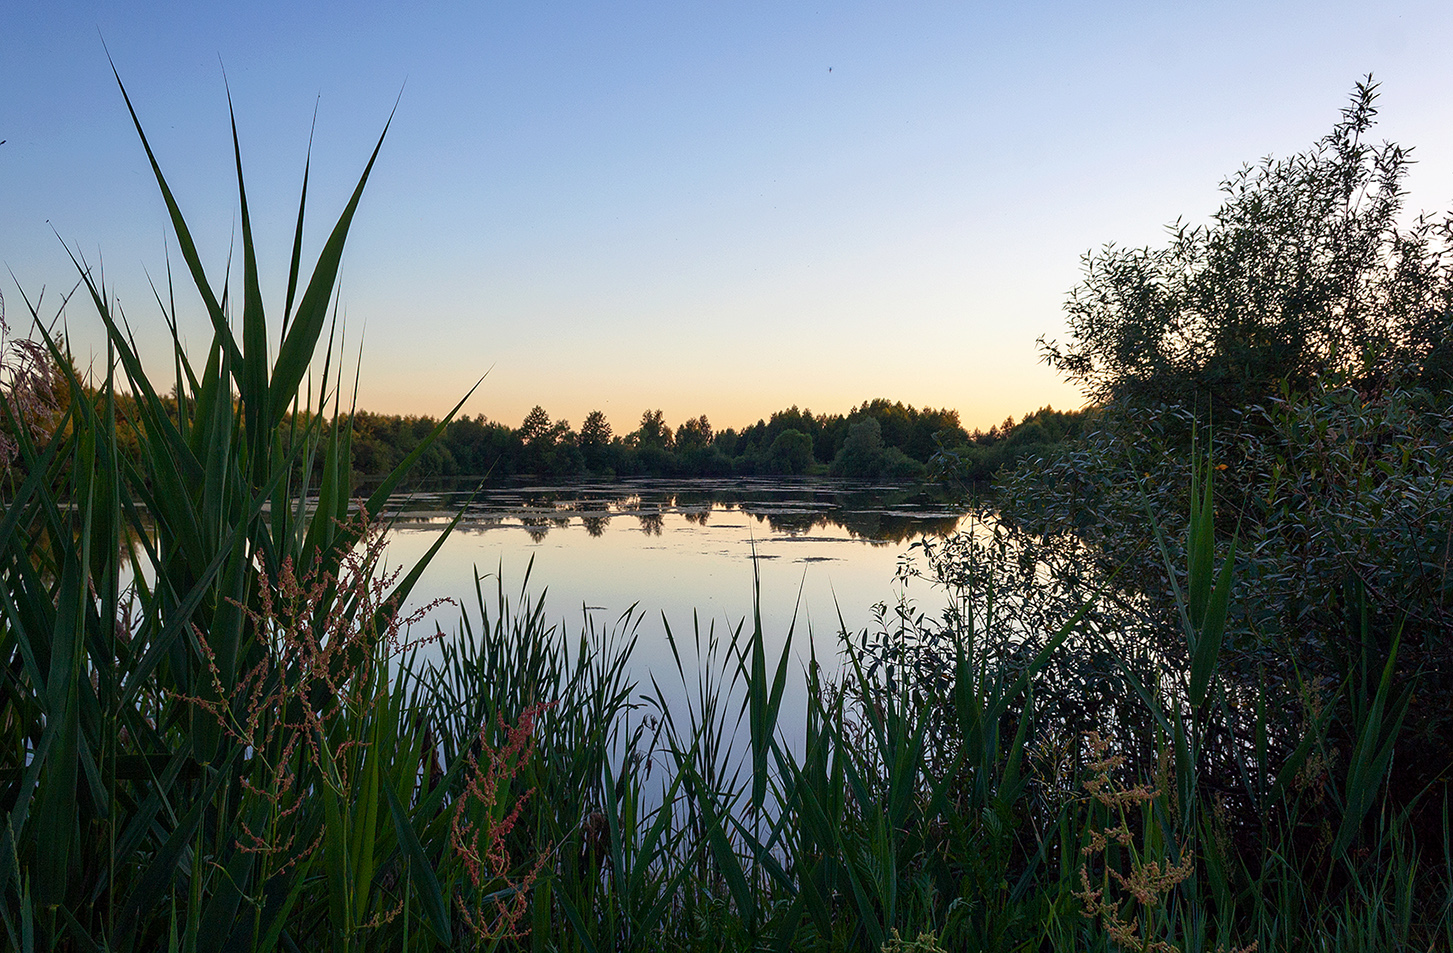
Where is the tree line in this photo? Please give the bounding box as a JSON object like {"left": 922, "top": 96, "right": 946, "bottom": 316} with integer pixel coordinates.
{"left": 344, "top": 397, "right": 1087, "bottom": 484}
{"left": 0, "top": 354, "right": 1084, "bottom": 490}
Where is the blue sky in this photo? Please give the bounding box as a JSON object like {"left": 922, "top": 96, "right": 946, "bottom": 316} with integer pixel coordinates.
{"left": 6, "top": 1, "right": 1453, "bottom": 432}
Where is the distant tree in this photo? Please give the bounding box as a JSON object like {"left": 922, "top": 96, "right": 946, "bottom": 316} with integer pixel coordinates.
{"left": 830, "top": 416, "right": 885, "bottom": 478}
{"left": 519, "top": 405, "right": 553, "bottom": 444}
{"left": 579, "top": 409, "right": 613, "bottom": 471}
{"left": 1017, "top": 406, "right": 1088, "bottom": 443}
{"left": 765, "top": 428, "right": 815, "bottom": 475}
{"left": 441, "top": 414, "right": 491, "bottom": 473}
{"left": 634, "top": 409, "right": 673, "bottom": 449}
{"left": 580, "top": 410, "right": 612, "bottom": 446}
{"left": 675, "top": 415, "right": 713, "bottom": 452}
{"left": 766, "top": 406, "right": 817, "bottom": 442}
{"left": 711, "top": 427, "right": 739, "bottom": 457}
{"left": 546, "top": 418, "right": 575, "bottom": 446}
{"left": 856, "top": 399, "right": 914, "bottom": 452}
{"left": 510, "top": 406, "right": 581, "bottom": 477}
{"left": 908, "top": 406, "right": 966, "bottom": 459}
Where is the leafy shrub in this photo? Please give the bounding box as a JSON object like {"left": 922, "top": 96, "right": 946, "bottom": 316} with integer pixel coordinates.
{"left": 1041, "top": 78, "right": 1453, "bottom": 418}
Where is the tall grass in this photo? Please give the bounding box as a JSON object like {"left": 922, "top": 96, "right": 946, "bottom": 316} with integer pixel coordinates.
{"left": 2, "top": 80, "right": 1449, "bottom": 952}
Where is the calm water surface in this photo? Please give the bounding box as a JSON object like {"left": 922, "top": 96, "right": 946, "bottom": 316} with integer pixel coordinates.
{"left": 380, "top": 478, "right": 969, "bottom": 681}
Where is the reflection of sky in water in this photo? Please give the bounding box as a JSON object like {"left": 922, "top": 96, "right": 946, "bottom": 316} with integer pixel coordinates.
{"left": 379, "top": 480, "right": 968, "bottom": 725}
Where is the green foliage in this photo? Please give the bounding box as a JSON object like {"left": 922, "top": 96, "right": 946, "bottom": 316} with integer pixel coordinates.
{"left": 764, "top": 428, "right": 814, "bottom": 475}
{"left": 1041, "top": 78, "right": 1453, "bottom": 416}
{"left": 928, "top": 406, "right": 1090, "bottom": 487}
{"left": 989, "top": 83, "right": 1453, "bottom": 809}
{"left": 0, "top": 75, "right": 476, "bottom": 952}
{"left": 580, "top": 408, "right": 612, "bottom": 446}
{"left": 333, "top": 398, "right": 1033, "bottom": 485}
{"left": 831, "top": 416, "right": 884, "bottom": 478}
{"left": 674, "top": 415, "right": 713, "bottom": 453}
{"left": 633, "top": 408, "right": 673, "bottom": 450}
{"left": 518, "top": 404, "right": 553, "bottom": 443}
{"left": 959, "top": 78, "right": 1453, "bottom": 952}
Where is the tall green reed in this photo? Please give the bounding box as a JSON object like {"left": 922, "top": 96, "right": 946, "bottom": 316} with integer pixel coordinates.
{"left": 0, "top": 69, "right": 470, "bottom": 951}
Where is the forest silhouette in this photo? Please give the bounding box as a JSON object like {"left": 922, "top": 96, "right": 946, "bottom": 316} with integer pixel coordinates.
{"left": 344, "top": 398, "right": 1087, "bottom": 485}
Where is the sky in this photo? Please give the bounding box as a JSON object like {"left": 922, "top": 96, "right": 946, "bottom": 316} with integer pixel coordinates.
{"left": 5, "top": 2, "right": 1453, "bottom": 434}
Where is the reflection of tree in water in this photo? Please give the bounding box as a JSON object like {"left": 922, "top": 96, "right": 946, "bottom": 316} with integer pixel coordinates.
{"left": 519, "top": 490, "right": 565, "bottom": 509}
{"left": 674, "top": 489, "right": 714, "bottom": 509}
{"left": 833, "top": 511, "right": 962, "bottom": 545}
{"left": 756, "top": 511, "right": 833, "bottom": 535}
{"left": 746, "top": 508, "right": 963, "bottom": 545}
{"left": 439, "top": 480, "right": 964, "bottom": 543}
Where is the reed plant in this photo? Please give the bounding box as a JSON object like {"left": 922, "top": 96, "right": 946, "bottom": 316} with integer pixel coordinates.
{"left": 2, "top": 76, "right": 1449, "bottom": 952}
{"left": 0, "top": 70, "right": 473, "bottom": 951}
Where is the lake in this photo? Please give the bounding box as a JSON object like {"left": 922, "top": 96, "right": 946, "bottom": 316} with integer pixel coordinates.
{"left": 377, "top": 478, "right": 970, "bottom": 690}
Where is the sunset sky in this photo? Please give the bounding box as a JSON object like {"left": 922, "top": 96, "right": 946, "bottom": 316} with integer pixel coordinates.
{"left": 6, "top": 1, "right": 1453, "bottom": 433}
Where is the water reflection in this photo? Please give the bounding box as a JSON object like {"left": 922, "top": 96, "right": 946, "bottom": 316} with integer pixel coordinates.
{"left": 742, "top": 509, "right": 963, "bottom": 544}
{"left": 382, "top": 478, "right": 974, "bottom": 745}
{"left": 359, "top": 480, "right": 975, "bottom": 766}
{"left": 380, "top": 477, "right": 966, "bottom": 545}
